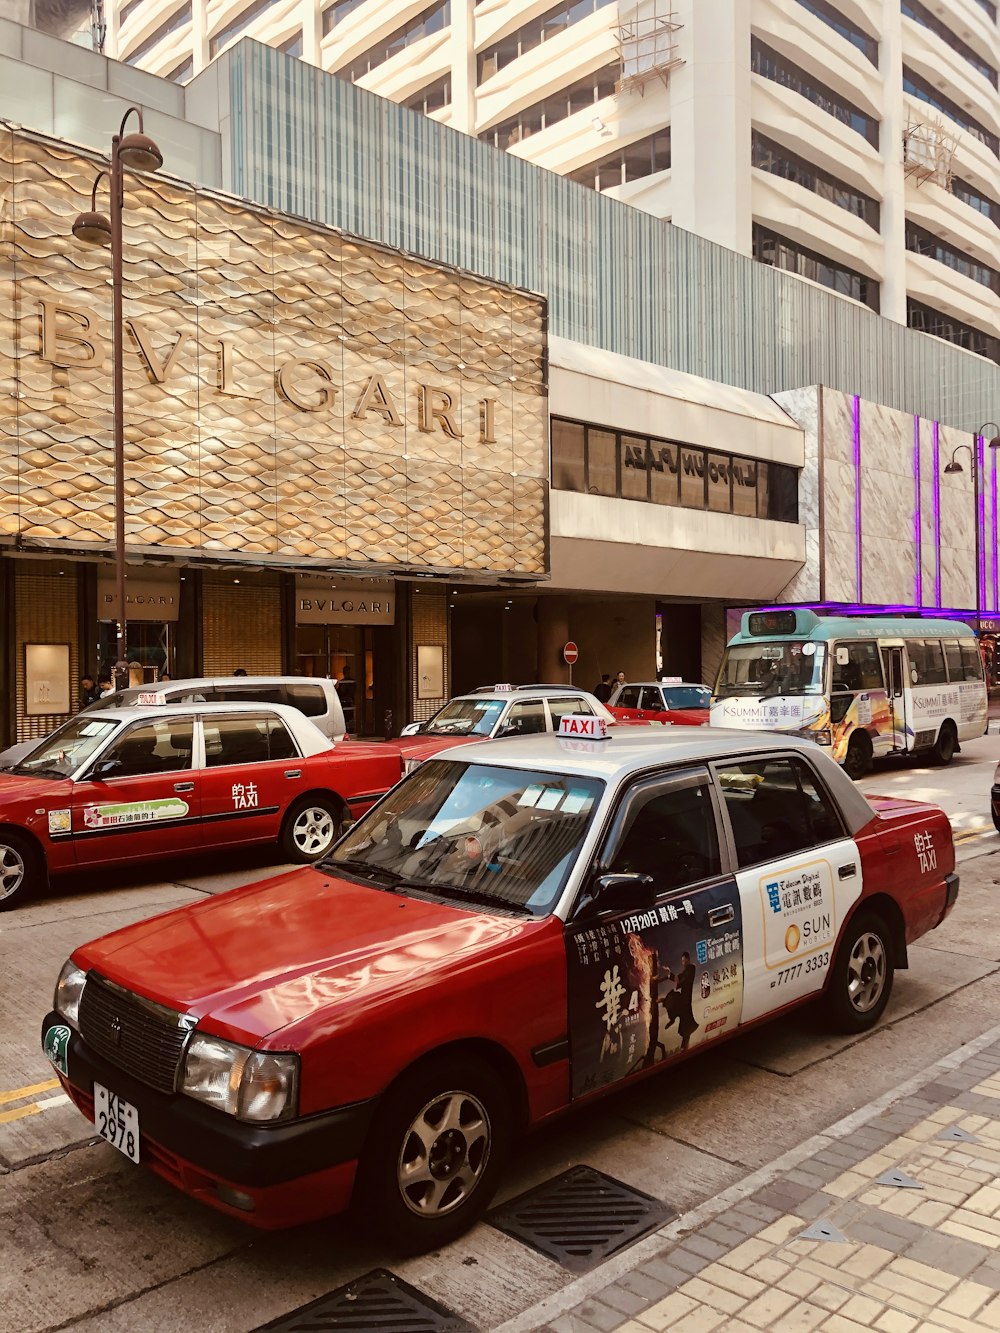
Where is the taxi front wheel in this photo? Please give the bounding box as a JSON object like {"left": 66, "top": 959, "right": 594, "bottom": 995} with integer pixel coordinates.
{"left": 823, "top": 911, "right": 894, "bottom": 1034}
{"left": 355, "top": 1054, "right": 512, "bottom": 1254}
{"left": 0, "top": 831, "right": 43, "bottom": 911}
{"left": 280, "top": 797, "right": 343, "bottom": 863}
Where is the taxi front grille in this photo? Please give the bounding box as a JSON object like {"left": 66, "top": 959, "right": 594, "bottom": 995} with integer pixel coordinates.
{"left": 79, "top": 974, "right": 190, "bottom": 1094}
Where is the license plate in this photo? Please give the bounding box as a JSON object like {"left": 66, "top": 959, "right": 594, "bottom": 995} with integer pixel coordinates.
{"left": 94, "top": 1082, "right": 140, "bottom": 1163}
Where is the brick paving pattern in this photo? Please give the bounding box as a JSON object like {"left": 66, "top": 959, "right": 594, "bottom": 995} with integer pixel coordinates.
{"left": 539, "top": 1042, "right": 1000, "bottom": 1332}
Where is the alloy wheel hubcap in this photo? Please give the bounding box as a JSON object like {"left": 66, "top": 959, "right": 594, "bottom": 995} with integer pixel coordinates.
{"left": 398, "top": 1090, "right": 490, "bottom": 1217}
{"left": 293, "top": 807, "right": 336, "bottom": 856}
{"left": 0, "top": 845, "right": 25, "bottom": 901}
{"left": 847, "top": 932, "right": 886, "bottom": 1012}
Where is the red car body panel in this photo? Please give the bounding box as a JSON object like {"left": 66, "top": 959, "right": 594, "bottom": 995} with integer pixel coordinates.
{"left": 607, "top": 705, "right": 708, "bottom": 726}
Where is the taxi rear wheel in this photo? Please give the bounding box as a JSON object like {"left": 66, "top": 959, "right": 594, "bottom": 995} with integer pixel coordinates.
{"left": 0, "top": 831, "right": 42, "bottom": 911}
{"left": 355, "top": 1054, "right": 512, "bottom": 1253}
{"left": 280, "top": 797, "right": 343, "bottom": 862}
{"left": 823, "top": 911, "right": 894, "bottom": 1033}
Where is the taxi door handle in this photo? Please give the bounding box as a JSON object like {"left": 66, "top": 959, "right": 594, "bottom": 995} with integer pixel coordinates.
{"left": 709, "top": 904, "right": 735, "bottom": 927}
{"left": 838, "top": 863, "right": 858, "bottom": 879}
{"left": 284, "top": 769, "right": 302, "bottom": 779}
{"left": 174, "top": 782, "right": 194, "bottom": 793}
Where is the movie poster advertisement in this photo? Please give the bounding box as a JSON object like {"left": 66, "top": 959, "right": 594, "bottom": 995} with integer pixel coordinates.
{"left": 566, "top": 883, "right": 745, "bottom": 1099}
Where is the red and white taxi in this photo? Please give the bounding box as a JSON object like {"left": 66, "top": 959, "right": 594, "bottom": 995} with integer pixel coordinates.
{"left": 0, "top": 700, "right": 403, "bottom": 909}
{"left": 43, "top": 725, "right": 957, "bottom": 1250}
{"left": 607, "top": 680, "right": 710, "bottom": 726}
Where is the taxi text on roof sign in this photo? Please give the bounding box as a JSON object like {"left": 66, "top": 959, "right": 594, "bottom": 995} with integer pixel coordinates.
{"left": 135, "top": 692, "right": 167, "bottom": 706}
{"left": 558, "top": 714, "right": 609, "bottom": 739}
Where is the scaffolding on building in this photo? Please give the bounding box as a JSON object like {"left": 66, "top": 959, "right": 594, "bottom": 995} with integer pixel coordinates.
{"left": 614, "top": 2, "right": 684, "bottom": 97}
{"left": 902, "top": 116, "right": 958, "bottom": 189}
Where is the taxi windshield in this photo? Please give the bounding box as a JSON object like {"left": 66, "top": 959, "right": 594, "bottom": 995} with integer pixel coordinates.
{"left": 716, "top": 642, "right": 827, "bottom": 698}
{"left": 662, "top": 686, "right": 711, "bottom": 709}
{"left": 11, "top": 716, "right": 119, "bottom": 778}
{"left": 329, "top": 760, "right": 604, "bottom": 916}
{"left": 420, "top": 698, "right": 506, "bottom": 737}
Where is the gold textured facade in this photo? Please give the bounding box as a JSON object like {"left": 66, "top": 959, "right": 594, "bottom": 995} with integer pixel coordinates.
{"left": 0, "top": 128, "right": 548, "bottom": 578}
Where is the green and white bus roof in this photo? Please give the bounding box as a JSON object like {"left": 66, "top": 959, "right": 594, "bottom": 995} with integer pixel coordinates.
{"left": 729, "top": 610, "right": 977, "bottom": 645}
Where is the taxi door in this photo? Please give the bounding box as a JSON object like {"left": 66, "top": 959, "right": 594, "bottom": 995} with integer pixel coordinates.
{"left": 564, "top": 766, "right": 745, "bottom": 1101}
{"left": 71, "top": 716, "right": 202, "bottom": 866}
{"left": 608, "top": 686, "right": 644, "bottom": 721}
{"left": 198, "top": 712, "right": 308, "bottom": 847}
{"left": 713, "top": 753, "right": 863, "bottom": 1025}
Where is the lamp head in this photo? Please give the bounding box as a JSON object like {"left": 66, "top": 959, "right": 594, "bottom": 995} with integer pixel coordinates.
{"left": 118, "top": 132, "right": 163, "bottom": 172}
{"left": 71, "top": 209, "right": 112, "bottom": 246}
{"left": 988, "top": 435, "right": 1000, "bottom": 451}
{"left": 943, "top": 460, "right": 963, "bottom": 474}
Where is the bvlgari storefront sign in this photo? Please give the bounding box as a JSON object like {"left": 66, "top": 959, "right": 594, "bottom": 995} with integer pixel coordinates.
{"left": 0, "top": 128, "right": 547, "bottom": 579}
{"left": 295, "top": 576, "right": 395, "bottom": 625}
{"left": 97, "top": 568, "right": 180, "bottom": 622}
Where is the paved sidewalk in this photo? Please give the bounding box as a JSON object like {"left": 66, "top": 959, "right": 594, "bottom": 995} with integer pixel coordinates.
{"left": 502, "top": 1026, "right": 1000, "bottom": 1333}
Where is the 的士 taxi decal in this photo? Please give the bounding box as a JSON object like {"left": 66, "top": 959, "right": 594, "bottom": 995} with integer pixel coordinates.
{"left": 81, "top": 797, "right": 190, "bottom": 832}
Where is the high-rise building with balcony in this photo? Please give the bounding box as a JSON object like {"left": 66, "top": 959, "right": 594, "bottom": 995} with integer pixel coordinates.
{"left": 102, "top": 0, "right": 999, "bottom": 360}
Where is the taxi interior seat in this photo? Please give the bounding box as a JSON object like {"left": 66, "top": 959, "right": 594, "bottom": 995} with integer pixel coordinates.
{"left": 113, "top": 733, "right": 162, "bottom": 777}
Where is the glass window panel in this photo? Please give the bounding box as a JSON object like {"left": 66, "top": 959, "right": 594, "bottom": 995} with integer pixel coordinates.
{"left": 650, "top": 442, "right": 680, "bottom": 506}
{"left": 706, "top": 452, "right": 732, "bottom": 512}
{"left": 732, "top": 458, "right": 758, "bottom": 516}
{"left": 551, "top": 420, "right": 585, "bottom": 491}
{"left": 204, "top": 716, "right": 272, "bottom": 766}
{"left": 587, "top": 428, "right": 617, "bottom": 496}
{"left": 609, "top": 780, "right": 721, "bottom": 890}
{"left": 620, "top": 434, "right": 649, "bottom": 500}
{"left": 105, "top": 719, "right": 193, "bottom": 777}
{"left": 680, "top": 447, "right": 705, "bottom": 508}
{"left": 944, "top": 640, "right": 964, "bottom": 682}
{"left": 961, "top": 640, "right": 985, "bottom": 681}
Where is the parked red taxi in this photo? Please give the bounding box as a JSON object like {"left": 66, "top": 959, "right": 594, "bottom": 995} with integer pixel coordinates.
{"left": 607, "top": 679, "right": 710, "bottom": 726}
{"left": 43, "top": 726, "right": 957, "bottom": 1250}
{"left": 0, "top": 699, "right": 404, "bottom": 909}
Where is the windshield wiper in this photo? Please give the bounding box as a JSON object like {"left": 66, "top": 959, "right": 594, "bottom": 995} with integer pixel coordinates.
{"left": 426, "top": 882, "right": 533, "bottom": 915}
{"left": 324, "top": 856, "right": 404, "bottom": 887}
{"left": 8, "top": 764, "right": 69, "bottom": 779}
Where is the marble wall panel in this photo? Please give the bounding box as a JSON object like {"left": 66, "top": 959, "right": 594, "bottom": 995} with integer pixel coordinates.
{"left": 772, "top": 385, "right": 818, "bottom": 603}
{"left": 821, "top": 388, "right": 856, "bottom": 467}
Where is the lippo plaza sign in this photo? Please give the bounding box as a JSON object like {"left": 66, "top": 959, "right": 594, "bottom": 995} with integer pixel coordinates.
{"left": 1, "top": 127, "right": 547, "bottom": 578}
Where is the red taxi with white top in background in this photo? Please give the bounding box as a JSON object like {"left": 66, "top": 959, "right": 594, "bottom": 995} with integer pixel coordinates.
{"left": 43, "top": 718, "right": 957, "bottom": 1252}
{"left": 0, "top": 698, "right": 412, "bottom": 909}
{"left": 607, "top": 679, "right": 710, "bottom": 726}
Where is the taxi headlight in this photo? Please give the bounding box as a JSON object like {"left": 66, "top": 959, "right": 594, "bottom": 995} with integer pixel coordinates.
{"left": 181, "top": 1034, "right": 299, "bottom": 1123}
{"left": 54, "top": 960, "right": 87, "bottom": 1027}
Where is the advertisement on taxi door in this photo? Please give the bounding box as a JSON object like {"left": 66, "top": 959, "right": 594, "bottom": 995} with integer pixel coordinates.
{"left": 567, "top": 883, "right": 745, "bottom": 1098}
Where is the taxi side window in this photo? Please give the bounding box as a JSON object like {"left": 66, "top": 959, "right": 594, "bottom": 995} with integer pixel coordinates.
{"left": 267, "top": 718, "right": 298, "bottom": 760}
{"left": 501, "top": 701, "right": 547, "bottom": 735}
{"left": 104, "top": 719, "right": 193, "bottom": 778}
{"left": 718, "top": 756, "right": 842, "bottom": 869}
{"left": 204, "top": 716, "right": 272, "bottom": 767}
{"left": 617, "top": 686, "right": 642, "bottom": 708}
{"left": 609, "top": 778, "right": 721, "bottom": 892}
{"left": 640, "top": 688, "right": 666, "bottom": 712}
{"left": 547, "top": 697, "right": 592, "bottom": 727}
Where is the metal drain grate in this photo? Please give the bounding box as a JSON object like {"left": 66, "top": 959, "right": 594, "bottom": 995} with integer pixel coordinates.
{"left": 254, "top": 1268, "right": 476, "bottom": 1332}
{"left": 488, "top": 1164, "right": 676, "bottom": 1272}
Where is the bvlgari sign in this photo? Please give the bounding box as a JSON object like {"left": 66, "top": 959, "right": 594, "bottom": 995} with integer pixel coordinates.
{"left": 295, "top": 576, "right": 395, "bottom": 625}
{"left": 0, "top": 127, "right": 547, "bottom": 580}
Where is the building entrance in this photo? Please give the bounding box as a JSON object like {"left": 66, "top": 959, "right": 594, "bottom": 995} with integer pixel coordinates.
{"left": 295, "top": 624, "right": 376, "bottom": 735}
{"left": 98, "top": 620, "right": 175, "bottom": 682}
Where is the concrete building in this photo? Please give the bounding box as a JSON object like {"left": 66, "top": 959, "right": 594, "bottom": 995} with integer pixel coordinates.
{"left": 0, "top": 21, "right": 998, "bottom": 748}
{"left": 102, "top": 0, "right": 1000, "bottom": 363}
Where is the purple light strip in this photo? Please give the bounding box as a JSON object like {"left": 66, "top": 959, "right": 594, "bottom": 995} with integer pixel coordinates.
{"left": 933, "top": 422, "right": 942, "bottom": 606}
{"left": 992, "top": 443, "right": 998, "bottom": 613}
{"left": 853, "top": 395, "right": 863, "bottom": 602}
{"left": 913, "top": 414, "right": 922, "bottom": 607}
{"left": 978, "top": 434, "right": 987, "bottom": 617}
{"left": 754, "top": 600, "right": 980, "bottom": 620}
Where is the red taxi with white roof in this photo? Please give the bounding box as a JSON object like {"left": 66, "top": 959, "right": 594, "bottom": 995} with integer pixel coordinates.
{"left": 0, "top": 699, "right": 404, "bottom": 909}
{"left": 43, "top": 717, "right": 957, "bottom": 1250}
{"left": 607, "top": 679, "right": 710, "bottom": 726}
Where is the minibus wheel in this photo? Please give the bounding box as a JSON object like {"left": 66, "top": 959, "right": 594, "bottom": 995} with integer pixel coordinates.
{"left": 932, "top": 721, "right": 957, "bottom": 765}
{"left": 843, "top": 732, "right": 872, "bottom": 781}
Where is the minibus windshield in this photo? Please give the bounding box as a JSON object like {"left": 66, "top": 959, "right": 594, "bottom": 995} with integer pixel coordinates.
{"left": 716, "top": 642, "right": 827, "bottom": 698}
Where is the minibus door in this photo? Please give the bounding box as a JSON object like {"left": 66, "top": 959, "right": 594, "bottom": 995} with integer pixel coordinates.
{"left": 882, "top": 645, "right": 907, "bottom": 752}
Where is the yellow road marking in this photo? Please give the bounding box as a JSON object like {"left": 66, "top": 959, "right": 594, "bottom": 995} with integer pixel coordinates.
{"left": 0, "top": 1078, "right": 59, "bottom": 1106}
{"left": 0, "top": 1103, "right": 41, "bottom": 1125}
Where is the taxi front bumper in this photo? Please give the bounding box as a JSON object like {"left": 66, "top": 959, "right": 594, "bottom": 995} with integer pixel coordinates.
{"left": 41, "top": 1011, "right": 372, "bottom": 1229}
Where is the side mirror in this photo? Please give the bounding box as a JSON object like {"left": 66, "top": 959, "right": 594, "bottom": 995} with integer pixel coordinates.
{"left": 89, "top": 758, "right": 121, "bottom": 780}
{"left": 582, "top": 872, "right": 656, "bottom": 916}
{"left": 399, "top": 721, "right": 422, "bottom": 736}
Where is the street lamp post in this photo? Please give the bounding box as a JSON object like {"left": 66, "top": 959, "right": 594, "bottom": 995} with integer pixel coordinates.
{"left": 942, "top": 422, "right": 1000, "bottom": 637}
{"left": 71, "top": 108, "right": 163, "bottom": 689}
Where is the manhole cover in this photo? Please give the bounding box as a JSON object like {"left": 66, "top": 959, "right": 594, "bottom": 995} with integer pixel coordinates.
{"left": 254, "top": 1268, "right": 476, "bottom": 1332}
{"left": 488, "top": 1164, "right": 676, "bottom": 1272}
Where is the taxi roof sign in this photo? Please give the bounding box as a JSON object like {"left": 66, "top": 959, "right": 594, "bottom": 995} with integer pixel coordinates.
{"left": 494, "top": 683, "right": 513, "bottom": 692}
{"left": 136, "top": 691, "right": 167, "bottom": 706}
{"left": 557, "top": 714, "right": 609, "bottom": 739}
